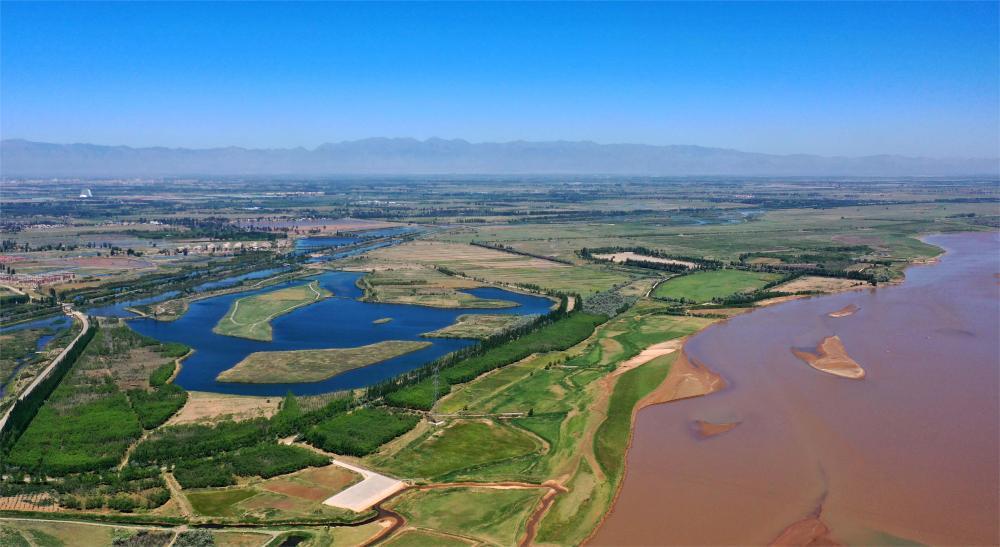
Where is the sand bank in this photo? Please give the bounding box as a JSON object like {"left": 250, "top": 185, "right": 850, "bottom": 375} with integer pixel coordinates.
{"left": 792, "top": 335, "right": 865, "bottom": 379}
{"left": 770, "top": 515, "right": 837, "bottom": 546}
{"left": 692, "top": 419, "right": 740, "bottom": 438}
{"left": 828, "top": 304, "right": 859, "bottom": 318}
{"left": 640, "top": 349, "right": 726, "bottom": 406}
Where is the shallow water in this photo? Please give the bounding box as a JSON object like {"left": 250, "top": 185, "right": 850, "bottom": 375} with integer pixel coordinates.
{"left": 592, "top": 231, "right": 999, "bottom": 546}
{"left": 128, "top": 270, "right": 552, "bottom": 396}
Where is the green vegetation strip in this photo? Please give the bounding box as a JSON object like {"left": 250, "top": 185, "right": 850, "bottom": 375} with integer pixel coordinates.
{"left": 594, "top": 352, "right": 676, "bottom": 481}
{"left": 217, "top": 340, "right": 432, "bottom": 384}
{"left": 213, "top": 281, "right": 331, "bottom": 341}
{"left": 383, "top": 312, "right": 605, "bottom": 410}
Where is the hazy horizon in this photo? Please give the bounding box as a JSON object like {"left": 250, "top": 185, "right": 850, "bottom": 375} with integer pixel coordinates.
{"left": 4, "top": 137, "right": 997, "bottom": 177}
{"left": 3, "top": 136, "right": 1000, "bottom": 161}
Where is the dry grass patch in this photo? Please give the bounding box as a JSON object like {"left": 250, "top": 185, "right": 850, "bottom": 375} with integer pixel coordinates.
{"left": 217, "top": 340, "right": 432, "bottom": 384}
{"left": 422, "top": 314, "right": 534, "bottom": 339}
{"left": 774, "top": 275, "right": 867, "bottom": 293}
{"left": 167, "top": 391, "right": 280, "bottom": 425}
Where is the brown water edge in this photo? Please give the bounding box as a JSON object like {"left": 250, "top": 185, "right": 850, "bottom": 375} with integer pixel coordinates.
{"left": 591, "top": 231, "right": 1000, "bottom": 546}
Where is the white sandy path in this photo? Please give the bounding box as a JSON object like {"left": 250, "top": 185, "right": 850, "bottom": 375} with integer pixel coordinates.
{"left": 321, "top": 459, "right": 406, "bottom": 512}
{"left": 613, "top": 339, "right": 683, "bottom": 377}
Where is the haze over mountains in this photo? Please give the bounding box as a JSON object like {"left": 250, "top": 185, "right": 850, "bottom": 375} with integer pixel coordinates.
{"left": 2, "top": 138, "right": 997, "bottom": 177}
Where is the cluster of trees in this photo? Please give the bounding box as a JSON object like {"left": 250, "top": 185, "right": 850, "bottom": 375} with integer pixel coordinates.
{"left": 580, "top": 246, "right": 724, "bottom": 270}
{"left": 124, "top": 217, "right": 286, "bottom": 242}
{"left": 579, "top": 285, "right": 636, "bottom": 317}
{"left": 2, "top": 324, "right": 194, "bottom": 477}
{"left": 621, "top": 258, "right": 689, "bottom": 273}
{"left": 0, "top": 293, "right": 30, "bottom": 307}
{"left": 6, "top": 390, "right": 144, "bottom": 474}
{"left": 1, "top": 240, "right": 80, "bottom": 253}
{"left": 0, "top": 319, "right": 98, "bottom": 459}
{"left": 469, "top": 241, "right": 575, "bottom": 265}
{"left": 128, "top": 384, "right": 187, "bottom": 429}
{"left": 304, "top": 408, "right": 420, "bottom": 456}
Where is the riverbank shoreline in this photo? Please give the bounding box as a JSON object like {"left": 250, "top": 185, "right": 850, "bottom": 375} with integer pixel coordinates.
{"left": 589, "top": 232, "right": 983, "bottom": 545}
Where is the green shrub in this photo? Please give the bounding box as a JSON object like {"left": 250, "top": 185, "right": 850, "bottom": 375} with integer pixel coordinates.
{"left": 148, "top": 362, "right": 176, "bottom": 388}
{"left": 386, "top": 313, "right": 605, "bottom": 410}
{"left": 173, "top": 459, "right": 235, "bottom": 489}
{"left": 305, "top": 408, "right": 419, "bottom": 456}
{"left": 129, "top": 384, "right": 187, "bottom": 429}
{"left": 226, "top": 443, "right": 327, "bottom": 478}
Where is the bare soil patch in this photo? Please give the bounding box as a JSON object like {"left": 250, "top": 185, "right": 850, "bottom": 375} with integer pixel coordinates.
{"left": 167, "top": 391, "right": 280, "bottom": 425}
{"left": 775, "top": 276, "right": 866, "bottom": 293}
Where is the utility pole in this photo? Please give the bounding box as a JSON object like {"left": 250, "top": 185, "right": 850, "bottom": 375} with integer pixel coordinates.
{"left": 431, "top": 364, "right": 441, "bottom": 425}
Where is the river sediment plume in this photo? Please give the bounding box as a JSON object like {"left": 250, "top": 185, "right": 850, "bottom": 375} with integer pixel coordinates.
{"left": 827, "top": 304, "right": 859, "bottom": 318}
{"left": 792, "top": 336, "right": 865, "bottom": 379}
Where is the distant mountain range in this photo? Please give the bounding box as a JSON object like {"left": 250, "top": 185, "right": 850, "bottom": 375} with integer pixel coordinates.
{"left": 2, "top": 138, "right": 997, "bottom": 177}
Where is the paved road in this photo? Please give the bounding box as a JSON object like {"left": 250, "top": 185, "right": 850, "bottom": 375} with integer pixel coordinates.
{"left": 0, "top": 309, "right": 89, "bottom": 434}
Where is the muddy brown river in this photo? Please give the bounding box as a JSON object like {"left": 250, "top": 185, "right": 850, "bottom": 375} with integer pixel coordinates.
{"left": 592, "top": 232, "right": 999, "bottom": 546}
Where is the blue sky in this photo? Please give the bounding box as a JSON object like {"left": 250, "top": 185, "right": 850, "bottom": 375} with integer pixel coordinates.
{"left": 2, "top": 2, "right": 997, "bottom": 157}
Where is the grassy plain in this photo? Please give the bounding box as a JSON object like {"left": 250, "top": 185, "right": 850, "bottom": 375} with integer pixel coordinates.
{"left": 367, "top": 300, "right": 713, "bottom": 544}
{"left": 386, "top": 487, "right": 545, "bottom": 546}
{"left": 421, "top": 313, "right": 534, "bottom": 339}
{"left": 358, "top": 240, "right": 631, "bottom": 296}
{"left": 217, "top": 340, "right": 432, "bottom": 383}
{"left": 213, "top": 281, "right": 331, "bottom": 341}
{"left": 652, "top": 269, "right": 780, "bottom": 302}
{"left": 382, "top": 529, "right": 474, "bottom": 547}
{"left": 374, "top": 420, "right": 541, "bottom": 480}
{"left": 357, "top": 267, "right": 517, "bottom": 308}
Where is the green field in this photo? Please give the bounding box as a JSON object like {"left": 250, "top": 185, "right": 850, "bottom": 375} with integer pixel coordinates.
{"left": 187, "top": 487, "right": 258, "bottom": 517}
{"left": 384, "top": 312, "right": 606, "bottom": 410}
{"left": 652, "top": 269, "right": 780, "bottom": 302}
{"left": 386, "top": 487, "right": 545, "bottom": 546}
{"left": 382, "top": 529, "right": 474, "bottom": 547}
{"left": 213, "top": 281, "right": 331, "bottom": 341}
{"left": 373, "top": 420, "right": 541, "bottom": 480}
{"left": 421, "top": 313, "right": 534, "bottom": 339}
{"left": 217, "top": 340, "right": 432, "bottom": 383}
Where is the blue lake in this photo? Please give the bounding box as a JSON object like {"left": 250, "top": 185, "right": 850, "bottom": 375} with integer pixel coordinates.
{"left": 0, "top": 315, "right": 74, "bottom": 397}
{"left": 127, "top": 270, "right": 553, "bottom": 396}
{"left": 0, "top": 314, "right": 72, "bottom": 336}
